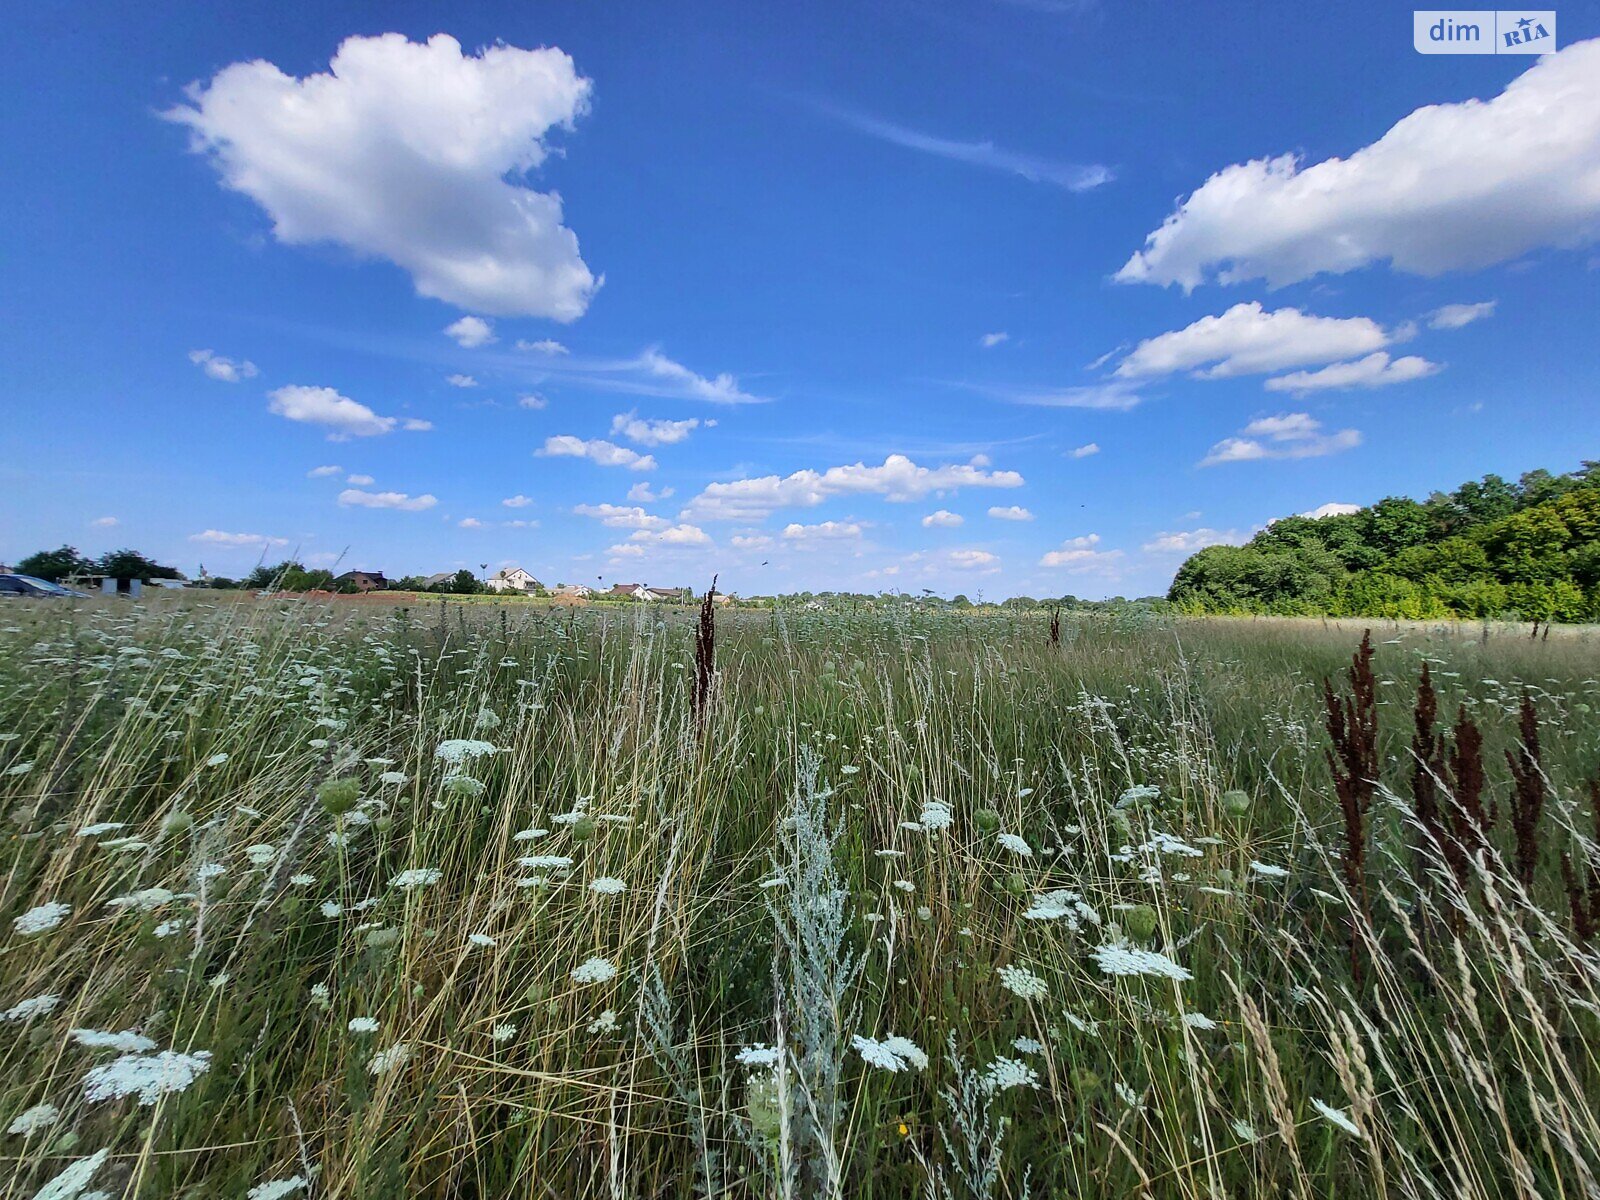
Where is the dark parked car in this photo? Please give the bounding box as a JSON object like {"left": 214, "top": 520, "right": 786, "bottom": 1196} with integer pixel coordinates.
{"left": 0, "top": 574, "right": 90, "bottom": 598}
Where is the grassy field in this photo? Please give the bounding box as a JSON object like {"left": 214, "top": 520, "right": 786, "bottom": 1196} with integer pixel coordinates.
{"left": 3, "top": 595, "right": 1599, "bottom": 1199}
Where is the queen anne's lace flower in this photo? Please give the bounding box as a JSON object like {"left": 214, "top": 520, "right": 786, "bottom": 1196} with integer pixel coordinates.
{"left": 390, "top": 868, "right": 442, "bottom": 889}
{"left": 571, "top": 956, "right": 618, "bottom": 985}
{"left": 368, "top": 1042, "right": 411, "bottom": 1075}
{"left": 996, "top": 832, "right": 1033, "bottom": 857}
{"left": 1, "top": 993, "right": 61, "bottom": 1022}
{"left": 434, "top": 739, "right": 497, "bottom": 764}
{"left": 852, "top": 1034, "right": 927, "bottom": 1071}
{"left": 82, "top": 1050, "right": 212, "bottom": 1104}
{"left": 997, "top": 964, "right": 1050, "bottom": 1001}
{"left": 1091, "top": 940, "right": 1193, "bottom": 982}
{"left": 14, "top": 902, "right": 70, "bottom": 936}
{"left": 6, "top": 1102, "right": 59, "bottom": 1135}
{"left": 981, "top": 1056, "right": 1039, "bottom": 1093}
{"left": 71, "top": 1028, "right": 157, "bottom": 1052}
{"left": 246, "top": 1178, "right": 308, "bottom": 1200}
{"left": 33, "top": 1148, "right": 108, "bottom": 1200}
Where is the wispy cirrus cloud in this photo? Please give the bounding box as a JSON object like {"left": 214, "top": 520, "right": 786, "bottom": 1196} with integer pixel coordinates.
{"left": 812, "top": 101, "right": 1113, "bottom": 192}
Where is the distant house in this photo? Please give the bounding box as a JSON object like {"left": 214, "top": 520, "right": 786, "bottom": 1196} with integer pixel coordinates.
{"left": 553, "top": 583, "right": 593, "bottom": 598}
{"left": 486, "top": 566, "right": 542, "bottom": 594}
{"left": 607, "top": 582, "right": 691, "bottom": 601}
{"left": 421, "top": 572, "right": 455, "bottom": 590}
{"left": 336, "top": 570, "right": 387, "bottom": 592}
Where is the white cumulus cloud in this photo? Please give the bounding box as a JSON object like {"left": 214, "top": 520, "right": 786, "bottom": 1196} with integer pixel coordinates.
{"left": 269, "top": 385, "right": 428, "bottom": 440}
{"left": 444, "top": 316, "right": 496, "bottom": 348}
{"left": 1039, "top": 533, "right": 1123, "bottom": 572}
{"left": 167, "top": 33, "right": 598, "bottom": 319}
{"left": 1264, "top": 351, "right": 1440, "bottom": 395}
{"left": 1428, "top": 300, "right": 1497, "bottom": 330}
{"left": 1069, "top": 443, "right": 1100, "bottom": 458}
{"left": 610, "top": 411, "right": 703, "bottom": 446}
{"left": 337, "top": 488, "right": 438, "bottom": 511}
{"left": 538, "top": 436, "right": 656, "bottom": 471}
{"left": 1141, "top": 528, "right": 1247, "bottom": 554}
{"left": 1117, "top": 303, "right": 1391, "bottom": 379}
{"left": 988, "top": 505, "right": 1034, "bottom": 521}
{"left": 572, "top": 503, "right": 668, "bottom": 530}
{"left": 922, "top": 510, "right": 964, "bottom": 528}
{"left": 1199, "top": 413, "right": 1362, "bottom": 467}
{"left": 681, "top": 454, "right": 1023, "bottom": 522}
{"left": 188, "top": 349, "right": 258, "bottom": 382}
{"left": 1301, "top": 502, "right": 1362, "bottom": 519}
{"left": 782, "top": 521, "right": 864, "bottom": 541}
{"left": 189, "top": 529, "right": 289, "bottom": 548}
{"left": 1116, "top": 39, "right": 1600, "bottom": 289}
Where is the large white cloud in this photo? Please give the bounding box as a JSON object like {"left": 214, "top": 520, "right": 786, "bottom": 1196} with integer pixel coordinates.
{"left": 1117, "top": 39, "right": 1600, "bottom": 289}
{"left": 1141, "top": 528, "right": 1246, "bottom": 554}
{"left": 1038, "top": 533, "right": 1122, "bottom": 572}
{"left": 1117, "top": 303, "right": 1391, "bottom": 379}
{"left": 268, "top": 385, "right": 431, "bottom": 440}
{"left": 168, "top": 33, "right": 598, "bottom": 319}
{"left": 682, "top": 454, "right": 1024, "bottom": 522}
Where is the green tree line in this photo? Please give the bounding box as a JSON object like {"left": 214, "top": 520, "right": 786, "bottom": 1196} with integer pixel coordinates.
{"left": 1168, "top": 463, "right": 1600, "bottom": 622}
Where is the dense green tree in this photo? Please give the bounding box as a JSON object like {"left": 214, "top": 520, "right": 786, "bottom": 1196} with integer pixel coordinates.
{"left": 15, "top": 545, "right": 96, "bottom": 582}
{"left": 1169, "top": 461, "right": 1599, "bottom": 624}
{"left": 97, "top": 549, "right": 181, "bottom": 582}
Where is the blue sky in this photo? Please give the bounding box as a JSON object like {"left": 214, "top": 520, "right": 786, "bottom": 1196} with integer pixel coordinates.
{"left": 4, "top": 2, "right": 1598, "bottom": 598}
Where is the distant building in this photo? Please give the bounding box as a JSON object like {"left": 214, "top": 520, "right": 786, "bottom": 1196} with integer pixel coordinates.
{"left": 421, "top": 572, "right": 455, "bottom": 590}
{"left": 486, "top": 566, "right": 542, "bottom": 594}
{"left": 335, "top": 570, "right": 387, "bottom": 592}
{"left": 606, "top": 582, "right": 690, "bottom": 601}
{"left": 553, "top": 583, "right": 593, "bottom": 598}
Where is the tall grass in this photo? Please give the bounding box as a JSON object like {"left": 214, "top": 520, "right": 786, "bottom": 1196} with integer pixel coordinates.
{"left": 1, "top": 596, "right": 1598, "bottom": 1198}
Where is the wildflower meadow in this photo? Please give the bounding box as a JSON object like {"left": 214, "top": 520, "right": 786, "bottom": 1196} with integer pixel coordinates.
{"left": 3, "top": 594, "right": 1599, "bottom": 1198}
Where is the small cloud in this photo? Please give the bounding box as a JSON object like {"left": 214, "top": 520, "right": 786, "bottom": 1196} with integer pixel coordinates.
{"left": 269, "top": 385, "right": 425, "bottom": 440}
{"left": 628, "top": 481, "right": 674, "bottom": 503}
{"left": 1039, "top": 533, "right": 1122, "bottom": 572}
{"left": 445, "top": 373, "right": 478, "bottom": 388}
{"left": 337, "top": 488, "right": 438, "bottom": 511}
{"left": 980, "top": 332, "right": 1009, "bottom": 348}
{"left": 444, "top": 316, "right": 496, "bottom": 348}
{"left": 502, "top": 495, "right": 533, "bottom": 508}
{"left": 307, "top": 464, "right": 343, "bottom": 478}
{"left": 517, "top": 338, "right": 569, "bottom": 355}
{"left": 1068, "top": 442, "right": 1100, "bottom": 458}
{"left": 610, "top": 411, "right": 702, "bottom": 446}
{"left": 1141, "top": 528, "right": 1246, "bottom": 553}
{"left": 518, "top": 394, "right": 549, "bottom": 410}
{"left": 987, "top": 505, "right": 1034, "bottom": 521}
{"left": 401, "top": 417, "right": 433, "bottom": 431}
{"left": 998, "top": 380, "right": 1143, "bottom": 410}
{"left": 948, "top": 548, "right": 1000, "bottom": 570}
{"left": 1427, "top": 300, "right": 1497, "bottom": 330}
{"left": 346, "top": 473, "right": 374, "bottom": 486}
{"left": 573, "top": 503, "right": 668, "bottom": 530}
{"left": 90, "top": 516, "right": 119, "bottom": 528}
{"left": 188, "top": 529, "right": 289, "bottom": 548}
{"left": 1199, "top": 413, "right": 1362, "bottom": 467}
{"left": 782, "top": 520, "right": 864, "bottom": 541}
{"left": 458, "top": 517, "right": 484, "bottom": 528}
{"left": 538, "top": 436, "right": 656, "bottom": 471}
{"left": 188, "top": 349, "right": 258, "bottom": 382}
{"left": 1301, "top": 502, "right": 1361, "bottom": 519}
{"left": 1264, "top": 351, "right": 1439, "bottom": 395}
{"left": 922, "top": 509, "right": 964, "bottom": 528}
